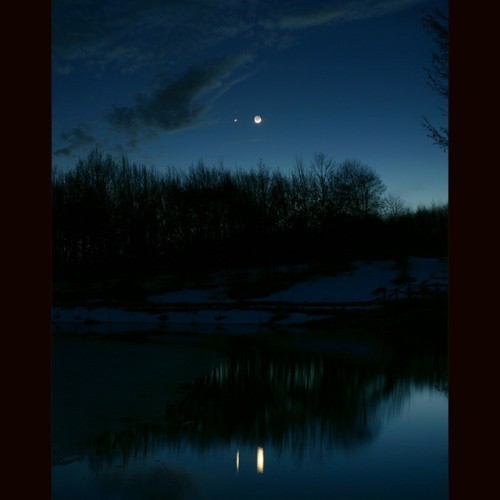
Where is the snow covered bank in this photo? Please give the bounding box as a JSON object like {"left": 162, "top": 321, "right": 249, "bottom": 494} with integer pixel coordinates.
{"left": 52, "top": 257, "right": 447, "bottom": 332}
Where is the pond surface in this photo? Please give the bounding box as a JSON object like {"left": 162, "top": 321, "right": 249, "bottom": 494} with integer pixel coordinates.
{"left": 52, "top": 332, "right": 448, "bottom": 499}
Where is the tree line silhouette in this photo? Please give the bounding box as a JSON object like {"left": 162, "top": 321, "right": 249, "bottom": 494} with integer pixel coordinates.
{"left": 52, "top": 150, "right": 447, "bottom": 279}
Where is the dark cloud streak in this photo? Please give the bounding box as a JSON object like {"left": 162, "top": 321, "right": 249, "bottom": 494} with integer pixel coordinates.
{"left": 107, "top": 54, "right": 252, "bottom": 135}
{"left": 54, "top": 126, "right": 96, "bottom": 157}
{"left": 60, "top": 126, "right": 95, "bottom": 144}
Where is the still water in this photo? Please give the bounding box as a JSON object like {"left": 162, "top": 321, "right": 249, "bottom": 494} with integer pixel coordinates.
{"left": 52, "top": 332, "right": 448, "bottom": 499}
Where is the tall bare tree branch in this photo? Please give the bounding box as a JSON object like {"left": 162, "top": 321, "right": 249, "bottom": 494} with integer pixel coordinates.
{"left": 422, "top": 7, "right": 448, "bottom": 152}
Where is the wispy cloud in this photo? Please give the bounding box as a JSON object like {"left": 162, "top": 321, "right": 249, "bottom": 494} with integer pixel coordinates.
{"left": 53, "top": 0, "right": 430, "bottom": 152}
{"left": 54, "top": 126, "right": 95, "bottom": 156}
{"left": 279, "top": 6, "right": 345, "bottom": 30}
{"left": 279, "top": 0, "right": 427, "bottom": 30}
{"left": 106, "top": 53, "right": 253, "bottom": 136}
{"left": 53, "top": 146, "right": 73, "bottom": 158}
{"left": 52, "top": 0, "right": 259, "bottom": 75}
{"left": 53, "top": 0, "right": 429, "bottom": 76}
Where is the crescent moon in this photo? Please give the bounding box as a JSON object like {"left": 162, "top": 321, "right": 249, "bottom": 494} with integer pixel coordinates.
{"left": 254, "top": 115, "right": 262, "bottom": 124}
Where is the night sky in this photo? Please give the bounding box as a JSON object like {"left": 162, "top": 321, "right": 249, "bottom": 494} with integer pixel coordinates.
{"left": 52, "top": 0, "right": 448, "bottom": 208}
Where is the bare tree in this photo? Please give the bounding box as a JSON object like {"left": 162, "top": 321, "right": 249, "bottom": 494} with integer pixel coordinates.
{"left": 381, "top": 194, "right": 411, "bottom": 219}
{"left": 333, "top": 160, "right": 386, "bottom": 218}
{"left": 422, "top": 7, "right": 448, "bottom": 151}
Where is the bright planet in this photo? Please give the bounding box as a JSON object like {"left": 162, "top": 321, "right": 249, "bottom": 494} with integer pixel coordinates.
{"left": 253, "top": 115, "right": 262, "bottom": 124}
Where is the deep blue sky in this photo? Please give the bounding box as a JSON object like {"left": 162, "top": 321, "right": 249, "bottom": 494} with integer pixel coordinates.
{"left": 52, "top": 0, "right": 448, "bottom": 208}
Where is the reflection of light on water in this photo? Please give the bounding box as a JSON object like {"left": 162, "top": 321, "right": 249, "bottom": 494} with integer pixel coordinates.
{"left": 257, "top": 447, "right": 264, "bottom": 474}
{"left": 235, "top": 448, "right": 264, "bottom": 474}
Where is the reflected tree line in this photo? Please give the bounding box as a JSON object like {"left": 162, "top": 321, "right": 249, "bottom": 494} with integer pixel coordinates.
{"left": 53, "top": 150, "right": 447, "bottom": 280}
{"left": 86, "top": 345, "right": 447, "bottom": 471}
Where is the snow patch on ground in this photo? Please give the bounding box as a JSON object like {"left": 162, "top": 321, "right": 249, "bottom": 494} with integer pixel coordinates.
{"left": 263, "top": 257, "right": 447, "bottom": 303}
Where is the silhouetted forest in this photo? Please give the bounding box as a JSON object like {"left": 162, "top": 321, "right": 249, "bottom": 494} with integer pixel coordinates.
{"left": 52, "top": 150, "right": 447, "bottom": 280}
